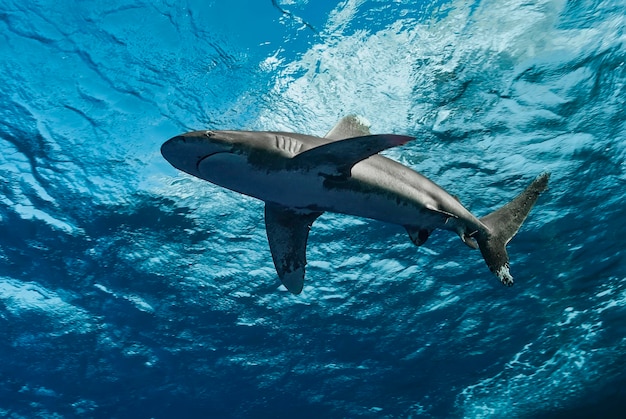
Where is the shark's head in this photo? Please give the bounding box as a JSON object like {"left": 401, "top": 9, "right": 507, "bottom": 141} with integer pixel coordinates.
{"left": 161, "top": 130, "right": 249, "bottom": 179}
{"left": 162, "top": 130, "right": 297, "bottom": 197}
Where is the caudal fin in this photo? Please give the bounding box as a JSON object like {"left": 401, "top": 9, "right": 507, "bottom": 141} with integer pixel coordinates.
{"left": 476, "top": 173, "right": 550, "bottom": 286}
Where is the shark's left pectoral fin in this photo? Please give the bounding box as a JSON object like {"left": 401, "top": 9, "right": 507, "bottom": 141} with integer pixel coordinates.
{"left": 291, "top": 134, "right": 414, "bottom": 177}
{"left": 264, "top": 203, "right": 323, "bottom": 294}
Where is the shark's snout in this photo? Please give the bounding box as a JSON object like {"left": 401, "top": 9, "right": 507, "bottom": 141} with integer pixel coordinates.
{"left": 161, "top": 132, "right": 231, "bottom": 177}
{"left": 160, "top": 135, "right": 184, "bottom": 159}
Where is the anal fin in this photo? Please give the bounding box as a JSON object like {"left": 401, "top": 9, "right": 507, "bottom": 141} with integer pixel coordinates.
{"left": 405, "top": 226, "right": 432, "bottom": 246}
{"left": 264, "top": 203, "right": 323, "bottom": 294}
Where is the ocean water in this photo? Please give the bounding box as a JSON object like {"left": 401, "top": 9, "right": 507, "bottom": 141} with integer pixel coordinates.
{"left": 1, "top": 0, "right": 625, "bottom": 417}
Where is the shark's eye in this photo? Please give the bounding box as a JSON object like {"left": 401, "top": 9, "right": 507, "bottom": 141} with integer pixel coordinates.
{"left": 204, "top": 131, "right": 215, "bottom": 137}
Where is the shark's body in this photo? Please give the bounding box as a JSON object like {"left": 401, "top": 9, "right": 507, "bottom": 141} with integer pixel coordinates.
{"left": 162, "top": 116, "right": 549, "bottom": 294}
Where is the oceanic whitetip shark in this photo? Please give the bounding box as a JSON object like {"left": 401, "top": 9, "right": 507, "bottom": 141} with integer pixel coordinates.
{"left": 161, "top": 116, "right": 549, "bottom": 294}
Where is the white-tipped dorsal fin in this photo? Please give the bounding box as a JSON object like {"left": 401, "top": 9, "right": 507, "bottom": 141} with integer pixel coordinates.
{"left": 324, "top": 115, "right": 371, "bottom": 140}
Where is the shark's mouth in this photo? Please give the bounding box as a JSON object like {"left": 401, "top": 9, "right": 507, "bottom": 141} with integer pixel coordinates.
{"left": 196, "top": 151, "right": 248, "bottom": 185}
{"left": 160, "top": 134, "right": 233, "bottom": 177}
{"left": 196, "top": 151, "right": 229, "bottom": 172}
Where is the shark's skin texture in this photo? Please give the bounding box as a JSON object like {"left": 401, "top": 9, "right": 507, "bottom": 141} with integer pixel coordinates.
{"left": 162, "top": 116, "right": 549, "bottom": 294}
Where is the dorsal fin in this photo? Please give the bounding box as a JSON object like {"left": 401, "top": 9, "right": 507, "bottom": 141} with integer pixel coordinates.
{"left": 290, "top": 134, "right": 414, "bottom": 177}
{"left": 324, "top": 115, "right": 371, "bottom": 140}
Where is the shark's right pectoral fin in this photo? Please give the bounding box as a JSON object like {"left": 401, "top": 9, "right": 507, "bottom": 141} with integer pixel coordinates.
{"left": 264, "top": 203, "right": 323, "bottom": 294}
{"left": 292, "top": 134, "right": 415, "bottom": 178}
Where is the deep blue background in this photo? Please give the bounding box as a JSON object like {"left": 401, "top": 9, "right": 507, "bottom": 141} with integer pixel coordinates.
{"left": 1, "top": 1, "right": 625, "bottom": 417}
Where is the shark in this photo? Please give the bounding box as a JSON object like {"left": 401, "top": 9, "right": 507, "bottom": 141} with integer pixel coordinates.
{"left": 161, "top": 116, "right": 549, "bottom": 294}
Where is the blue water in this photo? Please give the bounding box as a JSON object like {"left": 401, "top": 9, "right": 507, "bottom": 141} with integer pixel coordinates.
{"left": 1, "top": 0, "right": 625, "bottom": 417}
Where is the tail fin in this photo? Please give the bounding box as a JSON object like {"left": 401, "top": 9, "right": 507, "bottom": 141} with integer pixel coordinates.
{"left": 476, "top": 173, "right": 550, "bottom": 286}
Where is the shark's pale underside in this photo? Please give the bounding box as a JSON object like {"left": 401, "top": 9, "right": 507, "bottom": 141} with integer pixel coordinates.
{"left": 161, "top": 116, "right": 549, "bottom": 294}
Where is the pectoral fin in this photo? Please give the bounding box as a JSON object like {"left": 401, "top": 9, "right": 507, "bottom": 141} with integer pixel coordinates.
{"left": 291, "top": 134, "right": 414, "bottom": 178}
{"left": 264, "top": 203, "right": 323, "bottom": 294}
